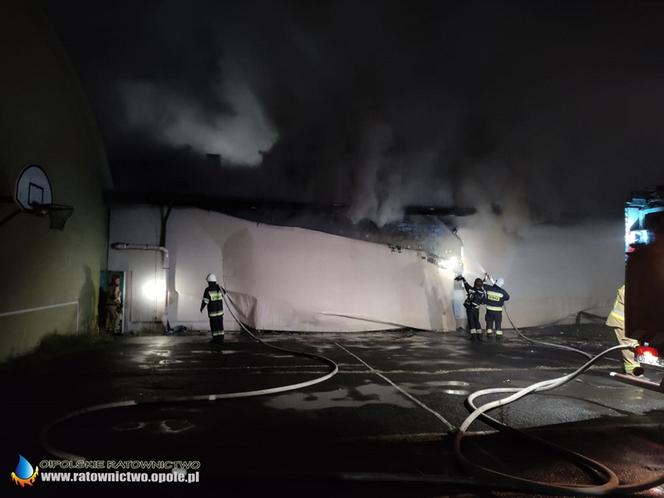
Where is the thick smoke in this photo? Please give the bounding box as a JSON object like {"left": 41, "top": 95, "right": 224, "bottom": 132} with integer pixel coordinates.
{"left": 457, "top": 208, "right": 624, "bottom": 325}
{"left": 45, "top": 0, "right": 664, "bottom": 222}
{"left": 347, "top": 123, "right": 455, "bottom": 226}
{"left": 45, "top": 0, "right": 664, "bottom": 323}
{"left": 118, "top": 65, "right": 278, "bottom": 166}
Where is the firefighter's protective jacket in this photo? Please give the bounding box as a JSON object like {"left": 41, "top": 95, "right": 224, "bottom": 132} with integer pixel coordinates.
{"left": 106, "top": 284, "right": 121, "bottom": 306}
{"left": 201, "top": 283, "right": 224, "bottom": 317}
{"left": 606, "top": 285, "right": 625, "bottom": 329}
{"left": 483, "top": 283, "right": 510, "bottom": 312}
{"left": 461, "top": 279, "right": 486, "bottom": 309}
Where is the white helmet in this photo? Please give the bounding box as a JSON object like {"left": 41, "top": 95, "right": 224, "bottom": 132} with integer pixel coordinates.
{"left": 206, "top": 273, "right": 217, "bottom": 283}
{"left": 496, "top": 278, "right": 504, "bottom": 287}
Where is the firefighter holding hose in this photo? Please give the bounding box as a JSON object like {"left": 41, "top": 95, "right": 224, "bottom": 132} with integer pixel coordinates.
{"left": 455, "top": 275, "right": 487, "bottom": 340}
{"left": 483, "top": 275, "right": 510, "bottom": 339}
{"left": 201, "top": 273, "right": 226, "bottom": 343}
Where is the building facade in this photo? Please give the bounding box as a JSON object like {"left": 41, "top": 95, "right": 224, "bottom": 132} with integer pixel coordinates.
{"left": 108, "top": 205, "right": 457, "bottom": 333}
{"left": 0, "top": 1, "right": 110, "bottom": 361}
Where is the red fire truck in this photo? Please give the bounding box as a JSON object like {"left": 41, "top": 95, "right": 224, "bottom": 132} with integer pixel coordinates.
{"left": 620, "top": 187, "right": 664, "bottom": 391}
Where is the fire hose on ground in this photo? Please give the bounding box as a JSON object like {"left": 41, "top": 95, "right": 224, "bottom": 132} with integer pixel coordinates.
{"left": 455, "top": 343, "right": 664, "bottom": 495}
{"left": 504, "top": 305, "right": 593, "bottom": 360}
{"left": 337, "top": 343, "right": 664, "bottom": 495}
{"left": 41, "top": 287, "right": 339, "bottom": 461}
{"left": 448, "top": 251, "right": 664, "bottom": 494}
{"left": 219, "top": 284, "right": 664, "bottom": 495}
{"left": 40, "top": 280, "right": 664, "bottom": 494}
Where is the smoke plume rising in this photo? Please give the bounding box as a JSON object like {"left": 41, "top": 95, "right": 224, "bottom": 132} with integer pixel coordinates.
{"left": 44, "top": 0, "right": 664, "bottom": 323}
{"left": 119, "top": 70, "right": 278, "bottom": 166}
{"left": 45, "top": 0, "right": 664, "bottom": 225}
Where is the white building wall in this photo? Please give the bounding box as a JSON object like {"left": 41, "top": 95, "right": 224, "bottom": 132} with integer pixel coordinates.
{"left": 459, "top": 221, "right": 624, "bottom": 327}
{"left": 108, "top": 205, "right": 458, "bottom": 332}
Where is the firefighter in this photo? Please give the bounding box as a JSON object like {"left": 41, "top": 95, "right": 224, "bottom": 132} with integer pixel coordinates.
{"left": 200, "top": 273, "right": 225, "bottom": 343}
{"left": 455, "top": 275, "right": 487, "bottom": 339}
{"left": 606, "top": 284, "right": 642, "bottom": 376}
{"left": 105, "top": 274, "right": 122, "bottom": 335}
{"left": 482, "top": 276, "right": 510, "bottom": 339}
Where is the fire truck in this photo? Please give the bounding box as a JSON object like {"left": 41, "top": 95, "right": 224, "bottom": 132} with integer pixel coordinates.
{"left": 620, "top": 187, "right": 664, "bottom": 391}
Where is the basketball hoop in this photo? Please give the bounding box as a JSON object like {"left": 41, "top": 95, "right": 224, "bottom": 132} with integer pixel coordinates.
{"left": 31, "top": 203, "right": 74, "bottom": 230}
{"left": 15, "top": 165, "right": 52, "bottom": 209}
{"left": 10, "top": 165, "right": 74, "bottom": 230}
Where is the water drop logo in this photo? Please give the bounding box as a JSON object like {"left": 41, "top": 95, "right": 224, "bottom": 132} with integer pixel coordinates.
{"left": 10, "top": 454, "right": 39, "bottom": 487}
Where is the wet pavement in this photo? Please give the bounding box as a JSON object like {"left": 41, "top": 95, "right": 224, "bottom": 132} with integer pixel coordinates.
{"left": 3, "top": 327, "right": 664, "bottom": 496}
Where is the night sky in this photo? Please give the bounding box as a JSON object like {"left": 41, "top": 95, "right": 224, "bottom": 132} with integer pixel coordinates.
{"left": 44, "top": 0, "right": 664, "bottom": 225}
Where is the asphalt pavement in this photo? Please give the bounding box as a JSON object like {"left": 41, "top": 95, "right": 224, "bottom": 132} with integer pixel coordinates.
{"left": 3, "top": 326, "right": 664, "bottom": 496}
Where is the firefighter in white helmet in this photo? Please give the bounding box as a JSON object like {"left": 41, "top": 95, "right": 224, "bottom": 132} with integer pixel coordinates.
{"left": 606, "top": 284, "right": 642, "bottom": 376}
{"left": 483, "top": 275, "right": 509, "bottom": 339}
{"left": 200, "top": 273, "right": 225, "bottom": 343}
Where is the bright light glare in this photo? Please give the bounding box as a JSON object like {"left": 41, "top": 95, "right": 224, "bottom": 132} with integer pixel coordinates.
{"left": 438, "top": 256, "right": 460, "bottom": 272}
{"left": 627, "top": 229, "right": 650, "bottom": 246}
{"left": 142, "top": 279, "right": 166, "bottom": 301}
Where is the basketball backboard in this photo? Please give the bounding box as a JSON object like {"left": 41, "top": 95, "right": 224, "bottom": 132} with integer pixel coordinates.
{"left": 10, "top": 164, "right": 72, "bottom": 229}
{"left": 15, "top": 164, "right": 53, "bottom": 210}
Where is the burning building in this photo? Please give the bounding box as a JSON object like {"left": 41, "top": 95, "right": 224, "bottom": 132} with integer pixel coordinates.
{"left": 106, "top": 197, "right": 624, "bottom": 335}
{"left": 107, "top": 201, "right": 468, "bottom": 333}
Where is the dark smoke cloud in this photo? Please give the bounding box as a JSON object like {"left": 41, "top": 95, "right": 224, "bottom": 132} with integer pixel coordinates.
{"left": 44, "top": 0, "right": 664, "bottom": 225}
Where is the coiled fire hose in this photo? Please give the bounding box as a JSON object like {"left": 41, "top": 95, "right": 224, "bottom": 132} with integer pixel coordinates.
{"left": 455, "top": 344, "right": 664, "bottom": 494}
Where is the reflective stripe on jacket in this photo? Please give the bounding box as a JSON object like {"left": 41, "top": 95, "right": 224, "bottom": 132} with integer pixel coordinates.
{"left": 483, "top": 284, "right": 510, "bottom": 312}
{"left": 606, "top": 285, "right": 625, "bottom": 328}
{"left": 462, "top": 280, "right": 486, "bottom": 308}
{"left": 202, "top": 284, "right": 224, "bottom": 318}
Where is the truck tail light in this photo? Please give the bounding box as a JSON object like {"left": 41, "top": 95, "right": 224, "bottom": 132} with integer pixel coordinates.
{"left": 635, "top": 343, "right": 663, "bottom": 367}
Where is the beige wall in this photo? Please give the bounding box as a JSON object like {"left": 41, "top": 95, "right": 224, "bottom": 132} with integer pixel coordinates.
{"left": 459, "top": 221, "right": 624, "bottom": 326}
{"left": 0, "top": 1, "right": 109, "bottom": 361}
{"left": 109, "top": 206, "right": 457, "bottom": 332}
{"left": 109, "top": 204, "right": 626, "bottom": 334}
